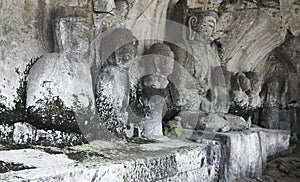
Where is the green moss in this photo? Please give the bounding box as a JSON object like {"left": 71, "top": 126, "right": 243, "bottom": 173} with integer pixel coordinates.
{"left": 27, "top": 96, "right": 80, "bottom": 133}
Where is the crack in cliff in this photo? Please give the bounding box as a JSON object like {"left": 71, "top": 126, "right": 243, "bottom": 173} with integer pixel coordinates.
{"left": 132, "top": 0, "right": 155, "bottom": 20}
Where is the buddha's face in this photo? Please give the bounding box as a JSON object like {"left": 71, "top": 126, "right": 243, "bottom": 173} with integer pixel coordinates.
{"left": 154, "top": 56, "right": 174, "bottom": 77}
{"left": 198, "top": 16, "right": 217, "bottom": 38}
{"left": 114, "top": 42, "right": 137, "bottom": 66}
{"left": 143, "top": 74, "right": 169, "bottom": 90}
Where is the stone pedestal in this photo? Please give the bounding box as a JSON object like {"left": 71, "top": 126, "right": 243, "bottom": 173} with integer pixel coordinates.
{"left": 184, "top": 127, "right": 290, "bottom": 181}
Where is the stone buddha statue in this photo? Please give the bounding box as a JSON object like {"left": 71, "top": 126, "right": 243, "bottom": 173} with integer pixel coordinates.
{"left": 132, "top": 43, "right": 175, "bottom": 141}
{"left": 178, "top": 10, "right": 223, "bottom": 113}
{"left": 95, "top": 28, "right": 138, "bottom": 137}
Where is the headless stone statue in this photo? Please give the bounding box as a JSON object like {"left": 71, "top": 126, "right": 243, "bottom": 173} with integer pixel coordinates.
{"left": 26, "top": 17, "right": 95, "bottom": 135}
{"left": 260, "top": 77, "right": 285, "bottom": 129}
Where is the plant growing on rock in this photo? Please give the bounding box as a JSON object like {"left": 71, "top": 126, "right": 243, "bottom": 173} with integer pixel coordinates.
{"left": 0, "top": 57, "right": 41, "bottom": 125}
{"left": 163, "top": 120, "right": 185, "bottom": 140}
{"left": 27, "top": 95, "right": 80, "bottom": 133}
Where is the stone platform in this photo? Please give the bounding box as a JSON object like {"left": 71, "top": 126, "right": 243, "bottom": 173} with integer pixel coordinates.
{"left": 0, "top": 140, "right": 221, "bottom": 182}
{"left": 184, "top": 127, "right": 290, "bottom": 181}
{"left": 0, "top": 127, "right": 290, "bottom": 182}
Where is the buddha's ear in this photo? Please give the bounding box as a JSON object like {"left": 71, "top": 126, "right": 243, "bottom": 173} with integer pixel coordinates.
{"left": 188, "top": 16, "right": 198, "bottom": 41}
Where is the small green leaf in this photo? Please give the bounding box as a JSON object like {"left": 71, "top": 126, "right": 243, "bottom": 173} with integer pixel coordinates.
{"left": 164, "top": 128, "right": 171, "bottom": 137}
{"left": 169, "top": 120, "right": 177, "bottom": 127}
{"left": 174, "top": 127, "right": 181, "bottom": 137}
{"left": 163, "top": 120, "right": 185, "bottom": 140}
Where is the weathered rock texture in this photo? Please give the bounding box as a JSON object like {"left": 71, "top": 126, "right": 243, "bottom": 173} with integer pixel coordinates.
{"left": 185, "top": 127, "right": 290, "bottom": 181}
{"left": 0, "top": 0, "right": 298, "bottom": 134}
{"left": 0, "top": 141, "right": 221, "bottom": 182}
{"left": 0, "top": 122, "right": 84, "bottom": 147}
{"left": 252, "top": 32, "right": 300, "bottom": 140}
{"left": 218, "top": 1, "right": 287, "bottom": 73}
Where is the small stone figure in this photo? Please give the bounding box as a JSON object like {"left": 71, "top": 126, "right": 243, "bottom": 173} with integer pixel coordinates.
{"left": 229, "top": 72, "right": 262, "bottom": 121}
{"left": 95, "top": 28, "right": 138, "bottom": 137}
{"left": 136, "top": 43, "right": 175, "bottom": 140}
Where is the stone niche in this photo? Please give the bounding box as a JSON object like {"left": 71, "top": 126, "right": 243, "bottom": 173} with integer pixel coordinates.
{"left": 253, "top": 32, "right": 300, "bottom": 143}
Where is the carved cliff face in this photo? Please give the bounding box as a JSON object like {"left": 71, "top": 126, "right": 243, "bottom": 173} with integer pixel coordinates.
{"left": 0, "top": 0, "right": 299, "bottom": 146}
{"left": 188, "top": 10, "right": 218, "bottom": 42}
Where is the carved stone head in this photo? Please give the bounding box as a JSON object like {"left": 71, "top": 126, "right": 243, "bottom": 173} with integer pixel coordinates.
{"left": 100, "top": 28, "right": 138, "bottom": 66}
{"left": 199, "top": 14, "right": 217, "bottom": 37}
{"left": 141, "top": 43, "right": 175, "bottom": 89}
{"left": 142, "top": 74, "right": 169, "bottom": 90}
{"left": 188, "top": 11, "right": 218, "bottom": 41}
{"left": 144, "top": 43, "right": 175, "bottom": 76}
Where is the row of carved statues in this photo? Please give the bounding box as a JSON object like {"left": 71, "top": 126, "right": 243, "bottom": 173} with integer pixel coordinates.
{"left": 1, "top": 8, "right": 289, "bottom": 145}
{"left": 23, "top": 15, "right": 255, "bottom": 143}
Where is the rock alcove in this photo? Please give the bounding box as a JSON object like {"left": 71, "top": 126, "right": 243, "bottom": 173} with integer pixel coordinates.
{"left": 0, "top": 0, "right": 299, "bottom": 181}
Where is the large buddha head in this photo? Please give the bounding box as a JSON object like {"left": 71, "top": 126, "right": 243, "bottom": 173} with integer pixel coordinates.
{"left": 188, "top": 11, "right": 218, "bottom": 41}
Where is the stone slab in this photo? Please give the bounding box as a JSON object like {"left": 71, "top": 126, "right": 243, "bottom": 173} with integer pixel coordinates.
{"left": 0, "top": 140, "right": 221, "bottom": 182}
{"left": 183, "top": 127, "right": 290, "bottom": 181}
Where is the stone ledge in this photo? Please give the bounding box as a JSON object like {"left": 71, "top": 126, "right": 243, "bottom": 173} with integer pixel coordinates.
{"left": 0, "top": 140, "right": 221, "bottom": 182}
{"left": 0, "top": 123, "right": 84, "bottom": 147}
{"left": 184, "top": 127, "right": 290, "bottom": 181}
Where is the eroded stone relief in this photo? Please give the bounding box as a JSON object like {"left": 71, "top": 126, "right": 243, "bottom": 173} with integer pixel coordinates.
{"left": 0, "top": 0, "right": 299, "bottom": 181}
